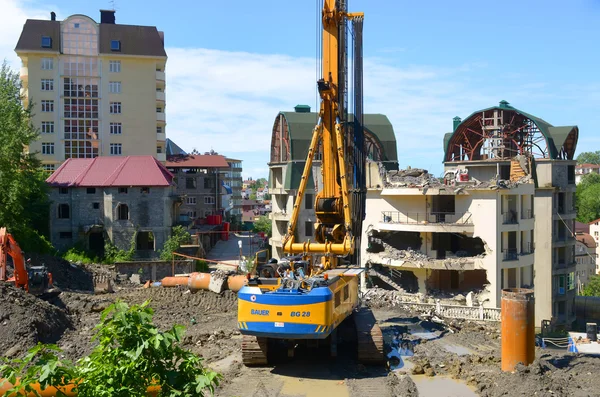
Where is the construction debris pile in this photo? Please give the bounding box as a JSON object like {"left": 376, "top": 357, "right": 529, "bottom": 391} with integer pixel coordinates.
{"left": 385, "top": 168, "right": 441, "bottom": 188}
{"left": 364, "top": 285, "right": 486, "bottom": 307}
{"left": 377, "top": 241, "right": 485, "bottom": 269}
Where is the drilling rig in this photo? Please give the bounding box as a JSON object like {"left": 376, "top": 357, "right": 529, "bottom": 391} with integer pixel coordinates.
{"left": 237, "top": 0, "right": 384, "bottom": 366}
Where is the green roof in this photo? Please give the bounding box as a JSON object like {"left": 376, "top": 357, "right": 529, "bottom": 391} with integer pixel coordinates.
{"left": 444, "top": 101, "right": 578, "bottom": 161}
{"left": 279, "top": 111, "right": 398, "bottom": 162}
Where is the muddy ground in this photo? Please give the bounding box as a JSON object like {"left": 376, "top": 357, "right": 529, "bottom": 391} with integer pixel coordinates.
{"left": 1, "top": 260, "right": 600, "bottom": 397}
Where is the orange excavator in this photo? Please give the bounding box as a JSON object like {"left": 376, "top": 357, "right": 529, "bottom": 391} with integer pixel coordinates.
{"left": 0, "top": 227, "right": 57, "bottom": 297}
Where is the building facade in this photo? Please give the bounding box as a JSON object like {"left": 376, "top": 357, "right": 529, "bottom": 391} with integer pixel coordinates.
{"left": 225, "top": 158, "right": 243, "bottom": 217}
{"left": 16, "top": 10, "right": 167, "bottom": 171}
{"left": 45, "top": 156, "right": 177, "bottom": 258}
{"left": 575, "top": 233, "right": 596, "bottom": 294}
{"left": 165, "top": 154, "right": 230, "bottom": 224}
{"left": 575, "top": 163, "right": 600, "bottom": 184}
{"left": 443, "top": 100, "right": 579, "bottom": 328}
{"left": 268, "top": 105, "right": 399, "bottom": 259}
{"left": 360, "top": 164, "right": 535, "bottom": 309}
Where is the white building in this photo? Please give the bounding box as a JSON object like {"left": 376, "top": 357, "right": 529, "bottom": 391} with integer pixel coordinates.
{"left": 360, "top": 164, "right": 535, "bottom": 309}
{"left": 575, "top": 164, "right": 600, "bottom": 184}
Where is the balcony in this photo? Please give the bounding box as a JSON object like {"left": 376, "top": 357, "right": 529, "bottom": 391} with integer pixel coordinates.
{"left": 520, "top": 242, "right": 534, "bottom": 256}
{"left": 156, "top": 71, "right": 165, "bottom": 81}
{"left": 503, "top": 248, "right": 519, "bottom": 261}
{"left": 156, "top": 91, "right": 165, "bottom": 101}
{"left": 20, "top": 66, "right": 28, "bottom": 80}
{"left": 271, "top": 211, "right": 290, "bottom": 221}
{"left": 378, "top": 211, "right": 474, "bottom": 233}
{"left": 521, "top": 209, "right": 533, "bottom": 220}
{"left": 156, "top": 112, "right": 166, "bottom": 122}
{"left": 502, "top": 211, "right": 519, "bottom": 224}
{"left": 157, "top": 132, "right": 166, "bottom": 141}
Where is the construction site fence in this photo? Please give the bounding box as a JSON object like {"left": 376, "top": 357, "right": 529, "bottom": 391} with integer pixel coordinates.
{"left": 393, "top": 299, "right": 501, "bottom": 322}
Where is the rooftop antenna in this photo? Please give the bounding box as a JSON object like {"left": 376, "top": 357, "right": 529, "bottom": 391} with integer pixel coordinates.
{"left": 109, "top": 0, "right": 117, "bottom": 11}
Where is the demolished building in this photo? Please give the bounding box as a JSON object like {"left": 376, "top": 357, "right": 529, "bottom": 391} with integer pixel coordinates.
{"left": 361, "top": 101, "right": 579, "bottom": 328}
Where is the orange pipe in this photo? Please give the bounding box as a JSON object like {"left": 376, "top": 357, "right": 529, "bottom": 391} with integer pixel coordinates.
{"left": 227, "top": 275, "right": 248, "bottom": 292}
{"left": 0, "top": 381, "right": 160, "bottom": 396}
{"left": 160, "top": 275, "right": 191, "bottom": 287}
{"left": 187, "top": 272, "right": 211, "bottom": 291}
{"left": 501, "top": 288, "right": 535, "bottom": 372}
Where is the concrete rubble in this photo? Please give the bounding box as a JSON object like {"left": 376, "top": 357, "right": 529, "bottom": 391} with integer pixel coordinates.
{"left": 376, "top": 241, "right": 485, "bottom": 269}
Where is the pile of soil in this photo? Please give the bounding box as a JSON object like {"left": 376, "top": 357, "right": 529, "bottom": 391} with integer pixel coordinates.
{"left": 0, "top": 283, "right": 72, "bottom": 357}
{"left": 28, "top": 253, "right": 94, "bottom": 291}
{"left": 56, "top": 287, "right": 239, "bottom": 361}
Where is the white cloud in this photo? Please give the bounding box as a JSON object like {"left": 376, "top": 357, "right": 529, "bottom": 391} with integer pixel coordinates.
{"left": 0, "top": 0, "right": 53, "bottom": 69}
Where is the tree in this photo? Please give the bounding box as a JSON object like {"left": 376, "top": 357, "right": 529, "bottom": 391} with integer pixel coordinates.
{"left": 582, "top": 275, "right": 600, "bottom": 297}
{"left": 0, "top": 301, "right": 221, "bottom": 396}
{"left": 159, "top": 225, "right": 191, "bottom": 261}
{"left": 576, "top": 173, "right": 600, "bottom": 223}
{"left": 577, "top": 151, "right": 600, "bottom": 165}
{"left": 253, "top": 215, "right": 272, "bottom": 237}
{"left": 0, "top": 61, "right": 51, "bottom": 252}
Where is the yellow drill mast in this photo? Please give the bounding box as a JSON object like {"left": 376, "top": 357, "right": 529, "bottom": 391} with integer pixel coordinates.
{"left": 282, "top": 0, "right": 363, "bottom": 270}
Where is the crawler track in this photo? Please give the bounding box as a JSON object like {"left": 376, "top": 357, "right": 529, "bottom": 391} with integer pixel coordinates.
{"left": 241, "top": 335, "right": 269, "bottom": 366}
{"left": 354, "top": 307, "right": 385, "bottom": 364}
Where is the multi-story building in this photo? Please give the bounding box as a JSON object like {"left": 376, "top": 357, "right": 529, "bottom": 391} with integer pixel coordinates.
{"left": 575, "top": 163, "right": 600, "bottom": 184}
{"left": 16, "top": 10, "right": 167, "bottom": 171}
{"left": 45, "top": 156, "right": 177, "bottom": 258}
{"left": 443, "top": 100, "right": 579, "bottom": 328}
{"left": 166, "top": 154, "right": 230, "bottom": 223}
{"left": 225, "top": 158, "right": 243, "bottom": 218}
{"left": 360, "top": 165, "right": 535, "bottom": 309}
{"left": 575, "top": 232, "right": 596, "bottom": 293}
{"left": 268, "top": 105, "right": 399, "bottom": 259}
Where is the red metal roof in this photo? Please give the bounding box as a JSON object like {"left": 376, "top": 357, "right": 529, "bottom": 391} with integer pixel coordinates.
{"left": 576, "top": 163, "right": 600, "bottom": 169}
{"left": 46, "top": 156, "right": 173, "bottom": 187}
{"left": 166, "top": 154, "right": 229, "bottom": 168}
{"left": 576, "top": 233, "right": 596, "bottom": 249}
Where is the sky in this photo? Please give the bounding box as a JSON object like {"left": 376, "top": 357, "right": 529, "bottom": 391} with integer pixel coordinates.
{"left": 2, "top": 0, "right": 600, "bottom": 179}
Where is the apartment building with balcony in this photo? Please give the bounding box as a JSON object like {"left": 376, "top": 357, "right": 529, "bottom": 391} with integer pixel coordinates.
{"left": 225, "top": 158, "right": 243, "bottom": 217}
{"left": 443, "top": 100, "right": 579, "bottom": 328}
{"left": 15, "top": 10, "right": 167, "bottom": 170}
{"left": 360, "top": 164, "right": 535, "bottom": 309}
{"left": 166, "top": 154, "right": 230, "bottom": 224}
{"left": 575, "top": 163, "right": 600, "bottom": 184}
{"left": 268, "top": 105, "right": 399, "bottom": 259}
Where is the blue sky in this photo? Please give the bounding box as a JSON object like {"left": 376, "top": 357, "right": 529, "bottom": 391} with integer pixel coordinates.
{"left": 3, "top": 0, "right": 600, "bottom": 178}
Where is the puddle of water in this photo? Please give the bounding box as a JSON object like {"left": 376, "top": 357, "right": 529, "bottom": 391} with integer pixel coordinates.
{"left": 279, "top": 377, "right": 349, "bottom": 397}
{"left": 442, "top": 343, "right": 474, "bottom": 356}
{"left": 411, "top": 375, "right": 478, "bottom": 397}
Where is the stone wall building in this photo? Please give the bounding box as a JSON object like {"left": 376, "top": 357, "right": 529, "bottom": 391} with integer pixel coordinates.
{"left": 166, "top": 153, "right": 230, "bottom": 224}
{"left": 575, "top": 232, "right": 596, "bottom": 293}
{"left": 46, "top": 156, "right": 177, "bottom": 258}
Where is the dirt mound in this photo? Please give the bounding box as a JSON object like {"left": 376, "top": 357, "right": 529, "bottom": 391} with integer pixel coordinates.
{"left": 28, "top": 253, "right": 94, "bottom": 291}
{"left": 0, "top": 283, "right": 71, "bottom": 357}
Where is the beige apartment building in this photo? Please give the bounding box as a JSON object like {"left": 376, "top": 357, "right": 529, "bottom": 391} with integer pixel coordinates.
{"left": 360, "top": 165, "right": 535, "bottom": 309}
{"left": 15, "top": 10, "right": 167, "bottom": 170}
{"left": 362, "top": 101, "right": 579, "bottom": 329}
{"left": 267, "top": 105, "right": 399, "bottom": 259}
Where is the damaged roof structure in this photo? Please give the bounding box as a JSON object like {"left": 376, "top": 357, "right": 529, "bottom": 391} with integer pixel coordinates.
{"left": 360, "top": 101, "right": 579, "bottom": 329}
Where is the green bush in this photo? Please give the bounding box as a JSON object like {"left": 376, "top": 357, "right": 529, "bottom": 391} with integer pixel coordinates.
{"left": 195, "top": 260, "right": 208, "bottom": 272}
{"left": 160, "top": 226, "right": 191, "bottom": 261}
{"left": 62, "top": 246, "right": 99, "bottom": 265}
{"left": 0, "top": 301, "right": 221, "bottom": 396}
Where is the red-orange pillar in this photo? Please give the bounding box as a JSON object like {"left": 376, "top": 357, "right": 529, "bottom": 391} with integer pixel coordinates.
{"left": 501, "top": 288, "right": 535, "bottom": 371}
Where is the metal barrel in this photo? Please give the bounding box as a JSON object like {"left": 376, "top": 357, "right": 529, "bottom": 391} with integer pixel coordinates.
{"left": 160, "top": 275, "right": 191, "bottom": 287}
{"left": 501, "top": 288, "right": 535, "bottom": 372}
{"left": 586, "top": 323, "right": 598, "bottom": 342}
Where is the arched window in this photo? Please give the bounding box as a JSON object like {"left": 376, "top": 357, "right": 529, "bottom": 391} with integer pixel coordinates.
{"left": 117, "top": 204, "right": 129, "bottom": 220}
{"left": 58, "top": 203, "right": 70, "bottom": 219}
